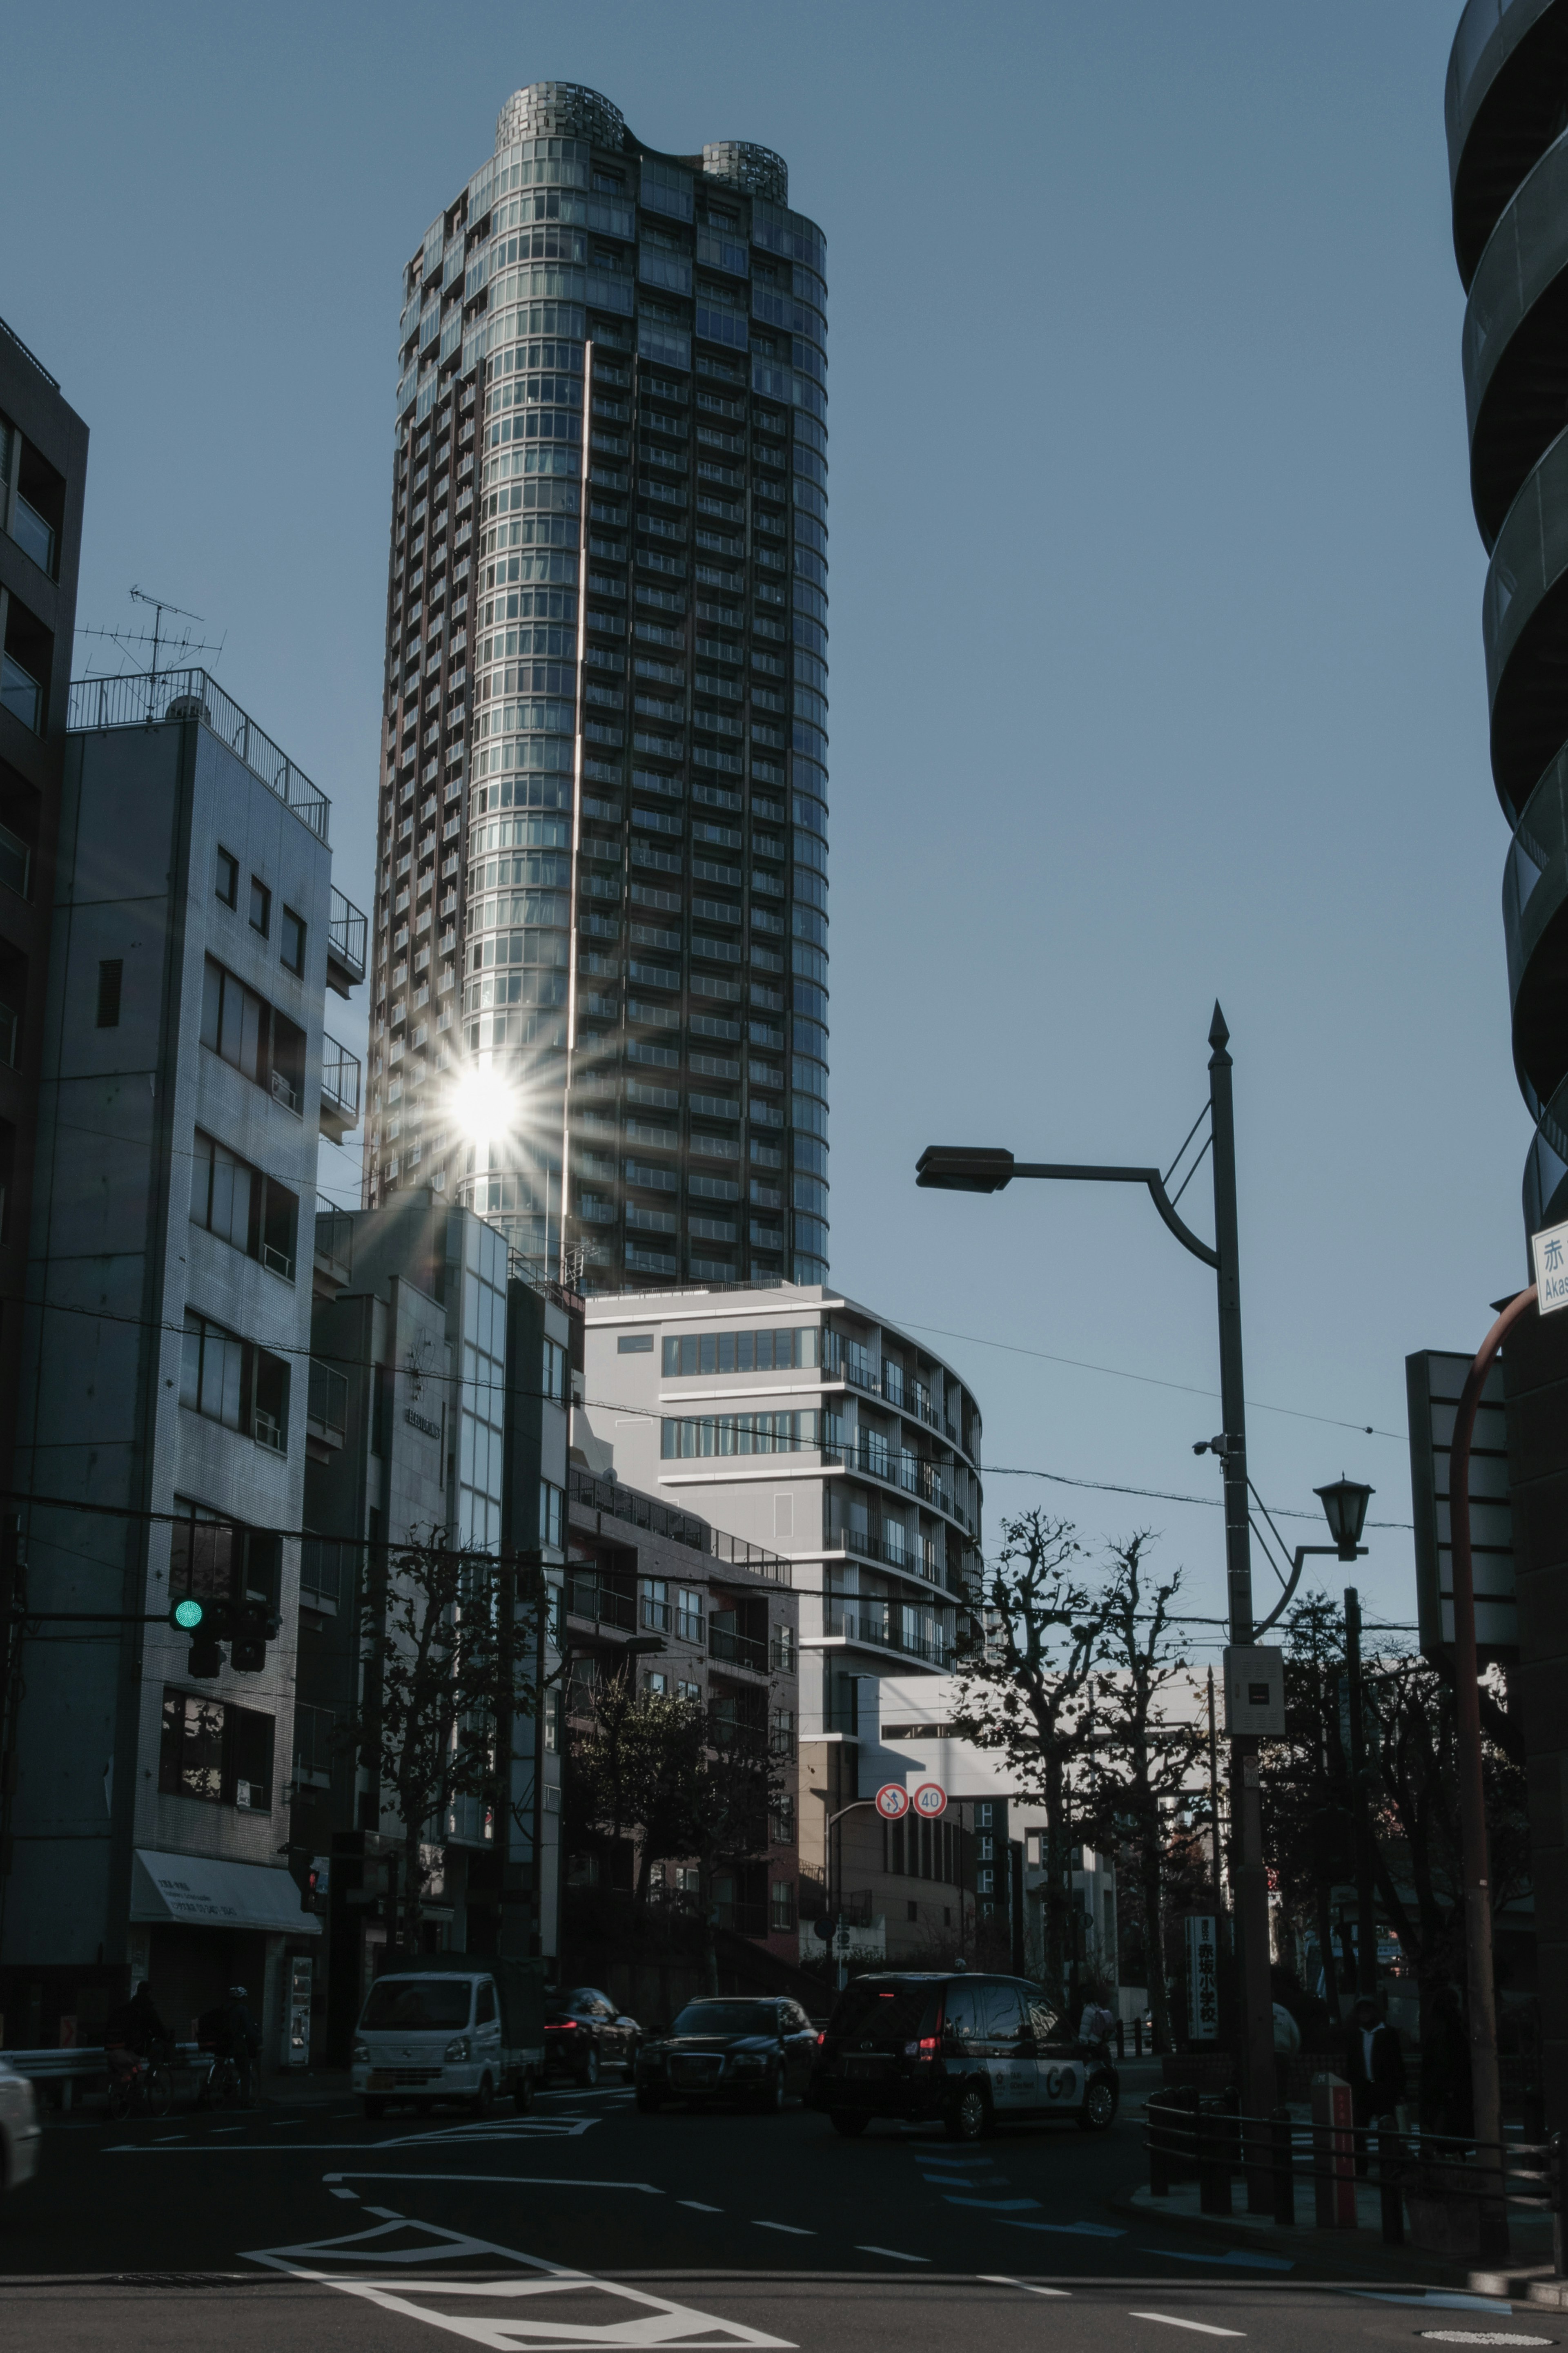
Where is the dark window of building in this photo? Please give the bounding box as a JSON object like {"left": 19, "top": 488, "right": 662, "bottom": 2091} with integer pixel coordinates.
{"left": 0, "top": 942, "right": 26, "bottom": 1067}
{"left": 96, "top": 959, "right": 122, "bottom": 1028}
{"left": 159, "top": 1690, "right": 226, "bottom": 1803}
{"left": 215, "top": 848, "right": 238, "bottom": 907}
{"left": 169, "top": 1497, "right": 279, "bottom": 1607}
{"left": 2, "top": 422, "right": 65, "bottom": 581}
{"left": 189, "top": 1128, "right": 298, "bottom": 1280}
{"left": 249, "top": 877, "right": 271, "bottom": 937}
{"left": 179, "top": 1309, "right": 289, "bottom": 1452}
{"left": 157, "top": 1690, "right": 274, "bottom": 1809}
{"left": 617, "top": 1331, "right": 653, "bottom": 1353}
{"left": 1, "top": 594, "right": 51, "bottom": 736}
{"left": 199, "top": 955, "right": 306, "bottom": 1113}
{"left": 280, "top": 907, "right": 305, "bottom": 974}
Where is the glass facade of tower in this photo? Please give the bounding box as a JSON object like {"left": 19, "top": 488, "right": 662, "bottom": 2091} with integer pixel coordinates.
{"left": 365, "top": 82, "right": 830, "bottom": 1296}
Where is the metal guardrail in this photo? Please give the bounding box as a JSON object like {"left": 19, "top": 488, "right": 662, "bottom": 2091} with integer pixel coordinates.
{"left": 7, "top": 2040, "right": 207, "bottom": 2109}
{"left": 1145, "top": 2090, "right": 1557, "bottom": 2252}
{"left": 67, "top": 669, "right": 330, "bottom": 841}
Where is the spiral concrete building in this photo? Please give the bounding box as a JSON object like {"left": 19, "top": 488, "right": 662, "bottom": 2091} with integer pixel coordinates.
{"left": 1448, "top": 0, "right": 1568, "bottom": 1232}
{"left": 363, "top": 83, "right": 830, "bottom": 1296}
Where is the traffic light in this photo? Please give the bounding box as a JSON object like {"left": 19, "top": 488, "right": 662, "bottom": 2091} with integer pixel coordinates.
{"left": 230, "top": 1598, "right": 278, "bottom": 1674}
{"left": 170, "top": 1593, "right": 224, "bottom": 1677}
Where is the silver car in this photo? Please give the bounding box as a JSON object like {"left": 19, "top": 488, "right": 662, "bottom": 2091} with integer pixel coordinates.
{"left": 0, "top": 2054, "right": 39, "bottom": 2208}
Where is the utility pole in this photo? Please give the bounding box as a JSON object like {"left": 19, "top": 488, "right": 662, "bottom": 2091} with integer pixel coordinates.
{"left": 1207, "top": 1011, "right": 1276, "bottom": 2196}
{"left": 1343, "top": 1588, "right": 1378, "bottom": 1998}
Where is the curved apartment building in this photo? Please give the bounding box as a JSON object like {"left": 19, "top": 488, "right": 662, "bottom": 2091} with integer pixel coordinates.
{"left": 364, "top": 81, "right": 831, "bottom": 1296}
{"left": 580, "top": 1283, "right": 984, "bottom": 1920}
{"left": 1447, "top": 0, "right": 1568, "bottom": 1231}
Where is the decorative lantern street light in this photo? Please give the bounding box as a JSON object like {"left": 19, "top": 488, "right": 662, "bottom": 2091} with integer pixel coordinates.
{"left": 1315, "top": 1477, "right": 1374, "bottom": 1562}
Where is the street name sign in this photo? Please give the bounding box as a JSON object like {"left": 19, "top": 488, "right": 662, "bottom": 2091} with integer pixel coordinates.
{"left": 1533, "top": 1219, "right": 1568, "bottom": 1313}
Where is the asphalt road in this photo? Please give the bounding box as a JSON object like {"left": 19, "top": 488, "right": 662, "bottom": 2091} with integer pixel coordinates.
{"left": 0, "top": 2069, "right": 1546, "bottom": 2353}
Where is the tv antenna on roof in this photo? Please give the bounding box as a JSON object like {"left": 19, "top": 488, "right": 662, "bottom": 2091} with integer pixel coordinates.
{"left": 75, "top": 585, "right": 224, "bottom": 688}
{"left": 130, "top": 586, "right": 206, "bottom": 683}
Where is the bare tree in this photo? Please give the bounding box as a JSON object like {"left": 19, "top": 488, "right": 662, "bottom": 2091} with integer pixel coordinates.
{"left": 343, "top": 1534, "right": 541, "bottom": 1947}
{"left": 1081, "top": 1535, "right": 1204, "bottom": 2053}
{"left": 567, "top": 1673, "right": 786, "bottom": 1989}
{"left": 950, "top": 1511, "right": 1102, "bottom": 2001}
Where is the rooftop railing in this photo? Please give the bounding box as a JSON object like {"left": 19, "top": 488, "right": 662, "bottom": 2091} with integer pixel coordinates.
{"left": 67, "top": 669, "right": 330, "bottom": 842}
{"left": 0, "top": 312, "right": 60, "bottom": 391}
{"left": 568, "top": 1464, "right": 791, "bottom": 1582}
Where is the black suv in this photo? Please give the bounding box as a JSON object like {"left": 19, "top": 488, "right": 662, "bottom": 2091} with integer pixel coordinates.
{"left": 808, "top": 1971, "right": 1119, "bottom": 2141}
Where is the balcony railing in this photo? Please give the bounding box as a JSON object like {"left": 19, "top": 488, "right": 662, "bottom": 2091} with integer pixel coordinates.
{"left": 328, "top": 886, "right": 368, "bottom": 992}
{"left": 566, "top": 1573, "right": 637, "bottom": 1633}
{"left": 826, "top": 1607, "right": 952, "bottom": 1670}
{"left": 827, "top": 1522, "right": 942, "bottom": 1582}
{"left": 709, "top": 1623, "right": 769, "bottom": 1675}
{"left": 314, "top": 1207, "right": 354, "bottom": 1282}
{"left": 67, "top": 669, "right": 330, "bottom": 841}
{"left": 299, "top": 1536, "right": 353, "bottom": 1613}
{"left": 320, "top": 1038, "right": 361, "bottom": 1139}
{"left": 824, "top": 1439, "right": 963, "bottom": 1523}
{"left": 307, "top": 1359, "right": 348, "bottom": 1448}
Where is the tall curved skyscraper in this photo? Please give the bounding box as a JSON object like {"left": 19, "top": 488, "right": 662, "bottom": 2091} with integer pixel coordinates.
{"left": 364, "top": 83, "right": 830, "bottom": 1294}
{"left": 1447, "top": 2, "right": 1568, "bottom": 1236}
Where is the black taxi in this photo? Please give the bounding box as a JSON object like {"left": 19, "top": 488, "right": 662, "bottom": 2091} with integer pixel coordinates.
{"left": 807, "top": 1970, "right": 1119, "bottom": 2141}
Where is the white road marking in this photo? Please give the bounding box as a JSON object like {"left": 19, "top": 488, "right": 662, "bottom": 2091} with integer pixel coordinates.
{"left": 241, "top": 2212, "right": 797, "bottom": 2349}
{"left": 1002, "top": 2221, "right": 1126, "bottom": 2239}
{"left": 679, "top": 2201, "right": 723, "bottom": 2212}
{"left": 942, "top": 2196, "right": 1043, "bottom": 2212}
{"left": 753, "top": 2221, "right": 814, "bottom": 2235}
{"left": 856, "top": 2246, "right": 929, "bottom": 2264}
{"left": 103, "top": 2117, "right": 599, "bottom": 2157}
{"left": 1129, "top": 2315, "right": 1245, "bottom": 2337}
{"left": 328, "top": 2188, "right": 360, "bottom": 2201}
{"left": 978, "top": 2277, "right": 1071, "bottom": 2299}
{"left": 364, "top": 2206, "right": 404, "bottom": 2219}
{"left": 321, "top": 2172, "right": 665, "bottom": 2196}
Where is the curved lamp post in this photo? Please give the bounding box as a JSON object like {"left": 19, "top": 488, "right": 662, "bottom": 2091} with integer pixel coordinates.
{"left": 917, "top": 1004, "right": 1284, "bottom": 2199}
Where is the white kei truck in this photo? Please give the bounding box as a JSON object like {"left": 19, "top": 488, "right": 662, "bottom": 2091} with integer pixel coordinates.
{"left": 352, "top": 1953, "right": 546, "bottom": 2119}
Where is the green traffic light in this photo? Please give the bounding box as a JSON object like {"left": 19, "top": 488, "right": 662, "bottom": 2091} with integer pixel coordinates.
{"left": 172, "top": 1597, "right": 205, "bottom": 1631}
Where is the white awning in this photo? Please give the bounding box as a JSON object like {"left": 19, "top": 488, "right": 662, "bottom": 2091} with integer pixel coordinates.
{"left": 130, "top": 1848, "right": 321, "bottom": 1936}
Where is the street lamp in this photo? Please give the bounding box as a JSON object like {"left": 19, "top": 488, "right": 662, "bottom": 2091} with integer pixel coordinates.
{"left": 917, "top": 1003, "right": 1284, "bottom": 2203}
{"left": 1315, "top": 1477, "right": 1373, "bottom": 1560}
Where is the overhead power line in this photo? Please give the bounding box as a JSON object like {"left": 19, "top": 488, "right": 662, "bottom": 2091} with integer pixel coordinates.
{"left": 899, "top": 1320, "right": 1403, "bottom": 1441}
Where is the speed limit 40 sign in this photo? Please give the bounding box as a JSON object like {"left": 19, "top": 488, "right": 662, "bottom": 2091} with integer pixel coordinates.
{"left": 875, "top": 1784, "right": 909, "bottom": 1820}
{"left": 912, "top": 1783, "right": 948, "bottom": 1819}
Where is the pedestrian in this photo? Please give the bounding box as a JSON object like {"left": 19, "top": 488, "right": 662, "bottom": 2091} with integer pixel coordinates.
{"left": 1343, "top": 1995, "right": 1405, "bottom": 2175}
{"left": 223, "top": 1985, "right": 262, "bottom": 2107}
{"left": 1078, "top": 1994, "right": 1115, "bottom": 2050}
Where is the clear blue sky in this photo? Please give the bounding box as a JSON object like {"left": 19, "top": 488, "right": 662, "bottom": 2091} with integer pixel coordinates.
{"left": 4, "top": 2, "right": 1508, "bottom": 1649}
